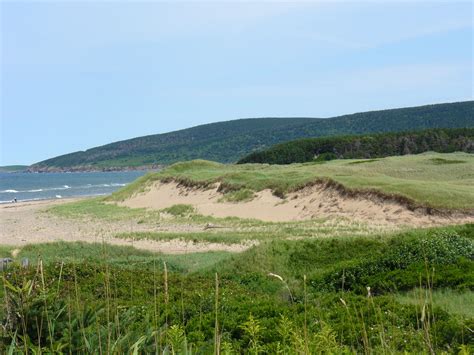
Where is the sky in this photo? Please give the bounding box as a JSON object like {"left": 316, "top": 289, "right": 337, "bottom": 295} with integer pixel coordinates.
{"left": 1, "top": 1, "right": 472, "bottom": 165}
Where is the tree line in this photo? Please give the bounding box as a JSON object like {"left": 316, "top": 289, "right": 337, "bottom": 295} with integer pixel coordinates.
{"left": 238, "top": 128, "right": 474, "bottom": 164}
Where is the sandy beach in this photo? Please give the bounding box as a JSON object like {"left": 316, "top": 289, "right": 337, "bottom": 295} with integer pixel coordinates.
{"left": 0, "top": 198, "right": 250, "bottom": 254}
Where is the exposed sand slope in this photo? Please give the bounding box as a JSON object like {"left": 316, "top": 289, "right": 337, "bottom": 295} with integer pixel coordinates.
{"left": 121, "top": 182, "right": 474, "bottom": 227}
{"left": 0, "top": 199, "right": 249, "bottom": 254}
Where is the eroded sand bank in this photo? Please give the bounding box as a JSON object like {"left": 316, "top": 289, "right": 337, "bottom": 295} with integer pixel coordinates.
{"left": 120, "top": 181, "right": 474, "bottom": 227}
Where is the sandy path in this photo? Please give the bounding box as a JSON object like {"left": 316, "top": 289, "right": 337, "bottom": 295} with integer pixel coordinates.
{"left": 0, "top": 199, "right": 251, "bottom": 254}
{"left": 121, "top": 182, "right": 474, "bottom": 227}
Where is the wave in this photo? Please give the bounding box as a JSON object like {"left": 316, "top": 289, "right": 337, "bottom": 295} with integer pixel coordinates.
{"left": 1, "top": 182, "right": 128, "bottom": 194}
{"left": 0, "top": 192, "right": 109, "bottom": 204}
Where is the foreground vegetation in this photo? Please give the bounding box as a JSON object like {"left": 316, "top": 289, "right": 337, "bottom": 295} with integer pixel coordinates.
{"left": 238, "top": 128, "right": 474, "bottom": 164}
{"left": 30, "top": 101, "right": 473, "bottom": 170}
{"left": 108, "top": 153, "right": 474, "bottom": 211}
{"left": 1, "top": 224, "right": 473, "bottom": 353}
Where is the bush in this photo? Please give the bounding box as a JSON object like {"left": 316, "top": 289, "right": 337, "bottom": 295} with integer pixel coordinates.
{"left": 310, "top": 231, "right": 474, "bottom": 293}
{"left": 161, "top": 204, "right": 196, "bottom": 216}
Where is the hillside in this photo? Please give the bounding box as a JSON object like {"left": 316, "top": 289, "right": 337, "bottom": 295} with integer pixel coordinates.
{"left": 0, "top": 165, "right": 28, "bottom": 173}
{"left": 238, "top": 128, "right": 474, "bottom": 164}
{"left": 29, "top": 101, "right": 474, "bottom": 171}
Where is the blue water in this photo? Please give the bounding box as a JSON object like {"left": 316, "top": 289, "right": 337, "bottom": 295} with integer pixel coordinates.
{"left": 0, "top": 171, "right": 148, "bottom": 203}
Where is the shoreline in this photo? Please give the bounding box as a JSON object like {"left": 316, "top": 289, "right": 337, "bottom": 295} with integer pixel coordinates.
{"left": 0, "top": 195, "right": 88, "bottom": 208}
{"left": 0, "top": 194, "right": 101, "bottom": 206}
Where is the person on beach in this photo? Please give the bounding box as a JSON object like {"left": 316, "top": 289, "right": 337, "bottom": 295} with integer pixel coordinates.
{"left": 13, "top": 197, "right": 17, "bottom": 203}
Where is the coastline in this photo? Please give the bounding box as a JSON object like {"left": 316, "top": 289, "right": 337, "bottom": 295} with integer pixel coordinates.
{"left": 0, "top": 195, "right": 88, "bottom": 208}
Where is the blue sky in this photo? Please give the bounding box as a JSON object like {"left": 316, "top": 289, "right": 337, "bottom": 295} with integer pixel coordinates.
{"left": 1, "top": 1, "right": 472, "bottom": 165}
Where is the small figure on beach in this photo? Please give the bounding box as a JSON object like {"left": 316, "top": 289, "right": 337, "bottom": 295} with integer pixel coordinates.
{"left": 13, "top": 197, "right": 17, "bottom": 203}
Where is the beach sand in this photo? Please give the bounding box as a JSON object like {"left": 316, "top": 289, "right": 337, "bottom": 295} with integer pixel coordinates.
{"left": 0, "top": 198, "right": 250, "bottom": 254}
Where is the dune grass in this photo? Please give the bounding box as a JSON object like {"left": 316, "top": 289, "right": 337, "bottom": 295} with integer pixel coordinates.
{"left": 0, "top": 246, "right": 13, "bottom": 260}
{"left": 47, "top": 197, "right": 155, "bottom": 221}
{"left": 395, "top": 288, "right": 474, "bottom": 318}
{"left": 115, "top": 220, "right": 387, "bottom": 245}
{"left": 161, "top": 204, "right": 196, "bottom": 217}
{"left": 10, "top": 241, "right": 233, "bottom": 274}
{"left": 107, "top": 152, "right": 474, "bottom": 211}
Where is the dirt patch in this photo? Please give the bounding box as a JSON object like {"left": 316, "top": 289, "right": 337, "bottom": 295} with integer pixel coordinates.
{"left": 120, "top": 181, "right": 474, "bottom": 227}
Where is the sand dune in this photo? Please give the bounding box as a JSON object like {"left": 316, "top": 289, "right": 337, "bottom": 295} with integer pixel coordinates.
{"left": 120, "top": 181, "right": 474, "bottom": 227}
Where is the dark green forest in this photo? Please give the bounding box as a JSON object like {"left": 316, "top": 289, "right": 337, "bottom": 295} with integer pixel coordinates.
{"left": 30, "top": 101, "right": 473, "bottom": 171}
{"left": 238, "top": 128, "right": 474, "bottom": 165}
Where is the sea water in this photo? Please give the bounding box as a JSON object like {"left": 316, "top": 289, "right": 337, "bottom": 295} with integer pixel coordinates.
{"left": 0, "top": 171, "right": 148, "bottom": 203}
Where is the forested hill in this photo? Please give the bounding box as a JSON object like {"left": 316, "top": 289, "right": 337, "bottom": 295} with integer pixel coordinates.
{"left": 238, "top": 128, "right": 474, "bottom": 164}
{"left": 30, "top": 101, "right": 473, "bottom": 171}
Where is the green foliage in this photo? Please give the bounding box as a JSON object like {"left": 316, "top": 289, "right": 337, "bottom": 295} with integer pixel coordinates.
{"left": 1, "top": 224, "right": 473, "bottom": 353}
{"left": 429, "top": 157, "right": 467, "bottom": 165}
{"left": 0, "top": 165, "right": 28, "bottom": 173}
{"left": 219, "top": 189, "right": 256, "bottom": 203}
{"left": 162, "top": 204, "right": 196, "bottom": 217}
{"left": 12, "top": 241, "right": 233, "bottom": 273}
{"left": 29, "top": 101, "right": 474, "bottom": 170}
{"left": 48, "top": 197, "right": 153, "bottom": 221}
{"left": 396, "top": 289, "right": 474, "bottom": 318}
{"left": 310, "top": 230, "right": 474, "bottom": 293}
{"left": 239, "top": 128, "right": 474, "bottom": 164}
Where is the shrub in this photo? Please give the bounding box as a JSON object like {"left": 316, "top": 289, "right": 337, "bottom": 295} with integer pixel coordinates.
{"left": 311, "top": 231, "right": 474, "bottom": 293}
{"left": 161, "top": 204, "right": 196, "bottom": 217}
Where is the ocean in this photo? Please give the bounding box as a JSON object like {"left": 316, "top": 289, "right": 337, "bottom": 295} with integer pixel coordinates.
{"left": 0, "top": 171, "right": 148, "bottom": 204}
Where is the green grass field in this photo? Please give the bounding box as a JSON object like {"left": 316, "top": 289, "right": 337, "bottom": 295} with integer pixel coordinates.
{"left": 108, "top": 152, "right": 474, "bottom": 211}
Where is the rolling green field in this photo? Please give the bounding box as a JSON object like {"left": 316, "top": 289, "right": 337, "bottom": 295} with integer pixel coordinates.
{"left": 109, "top": 152, "right": 474, "bottom": 211}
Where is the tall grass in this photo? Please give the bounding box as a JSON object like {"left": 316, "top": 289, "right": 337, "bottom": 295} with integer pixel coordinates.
{"left": 1, "top": 225, "right": 472, "bottom": 353}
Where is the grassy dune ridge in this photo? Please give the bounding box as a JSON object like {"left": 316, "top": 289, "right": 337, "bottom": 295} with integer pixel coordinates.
{"left": 108, "top": 152, "right": 474, "bottom": 211}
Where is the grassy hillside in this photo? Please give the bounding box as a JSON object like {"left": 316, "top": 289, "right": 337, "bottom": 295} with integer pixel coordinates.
{"left": 238, "top": 128, "right": 474, "bottom": 164}
{"left": 0, "top": 165, "right": 28, "bottom": 173}
{"left": 108, "top": 153, "right": 474, "bottom": 211}
{"left": 29, "top": 101, "right": 474, "bottom": 171}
